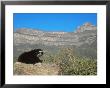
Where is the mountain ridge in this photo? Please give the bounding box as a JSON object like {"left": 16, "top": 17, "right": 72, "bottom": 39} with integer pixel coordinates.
{"left": 14, "top": 22, "right": 97, "bottom": 58}
{"left": 14, "top": 22, "right": 97, "bottom": 46}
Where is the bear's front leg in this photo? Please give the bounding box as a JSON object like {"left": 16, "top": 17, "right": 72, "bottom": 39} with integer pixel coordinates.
{"left": 39, "top": 60, "right": 43, "bottom": 63}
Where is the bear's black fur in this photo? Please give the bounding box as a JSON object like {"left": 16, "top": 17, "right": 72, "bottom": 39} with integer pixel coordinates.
{"left": 17, "top": 49, "right": 43, "bottom": 64}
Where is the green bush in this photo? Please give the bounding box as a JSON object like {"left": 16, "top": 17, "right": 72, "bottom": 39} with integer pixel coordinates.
{"left": 15, "top": 47, "right": 97, "bottom": 75}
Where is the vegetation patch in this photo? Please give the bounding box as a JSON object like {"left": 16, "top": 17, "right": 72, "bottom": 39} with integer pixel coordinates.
{"left": 40, "top": 47, "right": 97, "bottom": 75}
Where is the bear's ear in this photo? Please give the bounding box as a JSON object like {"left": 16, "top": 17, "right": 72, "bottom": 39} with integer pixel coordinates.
{"left": 33, "top": 49, "right": 37, "bottom": 51}
{"left": 30, "top": 49, "right": 36, "bottom": 53}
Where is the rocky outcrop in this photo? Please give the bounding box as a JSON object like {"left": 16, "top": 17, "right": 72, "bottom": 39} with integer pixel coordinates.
{"left": 14, "top": 22, "right": 96, "bottom": 46}
{"left": 13, "top": 22, "right": 97, "bottom": 58}
{"left": 76, "top": 22, "right": 96, "bottom": 33}
{"left": 14, "top": 62, "right": 61, "bottom": 75}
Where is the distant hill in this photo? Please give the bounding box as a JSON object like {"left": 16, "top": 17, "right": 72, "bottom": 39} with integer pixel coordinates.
{"left": 13, "top": 22, "right": 97, "bottom": 59}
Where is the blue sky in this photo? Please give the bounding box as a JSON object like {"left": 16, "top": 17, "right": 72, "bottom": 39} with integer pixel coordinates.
{"left": 13, "top": 13, "right": 97, "bottom": 32}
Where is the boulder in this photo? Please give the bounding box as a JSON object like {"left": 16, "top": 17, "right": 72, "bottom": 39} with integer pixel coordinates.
{"left": 14, "top": 62, "right": 61, "bottom": 75}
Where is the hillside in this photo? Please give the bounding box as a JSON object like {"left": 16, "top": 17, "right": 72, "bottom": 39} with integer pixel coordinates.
{"left": 13, "top": 22, "right": 97, "bottom": 59}
{"left": 14, "top": 22, "right": 96, "bottom": 46}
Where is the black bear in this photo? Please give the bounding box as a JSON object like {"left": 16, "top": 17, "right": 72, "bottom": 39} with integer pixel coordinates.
{"left": 17, "top": 49, "right": 43, "bottom": 64}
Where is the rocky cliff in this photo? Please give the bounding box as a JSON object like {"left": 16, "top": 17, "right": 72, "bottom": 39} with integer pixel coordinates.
{"left": 13, "top": 22, "right": 97, "bottom": 59}
{"left": 14, "top": 22, "right": 96, "bottom": 46}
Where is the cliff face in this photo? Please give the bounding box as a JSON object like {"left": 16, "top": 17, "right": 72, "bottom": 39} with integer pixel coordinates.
{"left": 14, "top": 22, "right": 96, "bottom": 46}
{"left": 75, "top": 22, "right": 96, "bottom": 32}
{"left": 13, "top": 22, "right": 97, "bottom": 58}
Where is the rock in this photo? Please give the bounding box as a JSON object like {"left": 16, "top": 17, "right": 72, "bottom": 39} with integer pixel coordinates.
{"left": 76, "top": 22, "right": 96, "bottom": 33}
{"left": 14, "top": 62, "right": 61, "bottom": 75}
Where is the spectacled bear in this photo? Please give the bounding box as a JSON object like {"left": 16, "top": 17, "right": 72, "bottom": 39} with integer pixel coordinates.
{"left": 17, "top": 49, "right": 43, "bottom": 64}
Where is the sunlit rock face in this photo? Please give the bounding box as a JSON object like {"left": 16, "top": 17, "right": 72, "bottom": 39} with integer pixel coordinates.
{"left": 14, "top": 62, "right": 61, "bottom": 75}
{"left": 13, "top": 22, "right": 97, "bottom": 59}
{"left": 75, "top": 22, "right": 96, "bottom": 33}
{"left": 14, "top": 22, "right": 96, "bottom": 46}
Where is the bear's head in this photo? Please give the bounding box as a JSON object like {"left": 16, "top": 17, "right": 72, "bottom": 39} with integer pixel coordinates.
{"left": 33, "top": 49, "right": 43, "bottom": 57}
